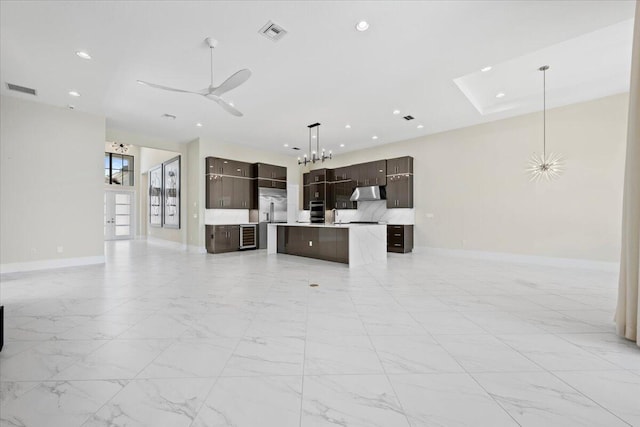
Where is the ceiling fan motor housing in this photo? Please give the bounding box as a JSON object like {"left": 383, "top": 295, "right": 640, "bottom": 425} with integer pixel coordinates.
{"left": 205, "top": 37, "right": 219, "bottom": 49}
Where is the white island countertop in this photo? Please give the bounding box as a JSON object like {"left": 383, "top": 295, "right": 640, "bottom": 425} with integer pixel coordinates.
{"left": 267, "top": 223, "right": 386, "bottom": 268}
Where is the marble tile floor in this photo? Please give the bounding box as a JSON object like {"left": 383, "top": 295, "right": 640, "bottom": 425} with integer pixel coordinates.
{"left": 1, "top": 240, "right": 639, "bottom": 427}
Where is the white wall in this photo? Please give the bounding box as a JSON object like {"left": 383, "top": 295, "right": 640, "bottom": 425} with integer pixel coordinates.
{"left": 306, "top": 93, "right": 628, "bottom": 262}
{"left": 0, "top": 95, "right": 105, "bottom": 270}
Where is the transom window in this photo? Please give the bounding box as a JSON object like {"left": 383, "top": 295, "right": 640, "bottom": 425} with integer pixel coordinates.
{"left": 104, "top": 153, "right": 134, "bottom": 186}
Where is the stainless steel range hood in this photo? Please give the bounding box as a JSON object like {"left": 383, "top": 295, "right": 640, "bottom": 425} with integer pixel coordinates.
{"left": 350, "top": 185, "right": 386, "bottom": 202}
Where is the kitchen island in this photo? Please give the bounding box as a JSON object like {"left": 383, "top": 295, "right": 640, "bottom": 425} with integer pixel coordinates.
{"left": 267, "top": 223, "right": 386, "bottom": 268}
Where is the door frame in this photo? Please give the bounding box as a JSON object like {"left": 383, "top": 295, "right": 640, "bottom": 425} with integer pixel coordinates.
{"left": 104, "top": 188, "right": 136, "bottom": 241}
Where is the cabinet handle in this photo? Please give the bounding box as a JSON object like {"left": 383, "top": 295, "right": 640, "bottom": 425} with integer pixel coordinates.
{"left": 394, "top": 233, "right": 401, "bottom": 236}
{"left": 394, "top": 243, "right": 402, "bottom": 247}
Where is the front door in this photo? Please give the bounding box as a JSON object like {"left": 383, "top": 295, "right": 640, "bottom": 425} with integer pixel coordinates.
{"left": 104, "top": 191, "right": 134, "bottom": 240}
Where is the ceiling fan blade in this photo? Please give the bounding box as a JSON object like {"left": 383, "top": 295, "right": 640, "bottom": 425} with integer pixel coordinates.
{"left": 211, "top": 69, "right": 251, "bottom": 96}
{"left": 205, "top": 95, "right": 243, "bottom": 117}
{"left": 137, "top": 80, "right": 202, "bottom": 94}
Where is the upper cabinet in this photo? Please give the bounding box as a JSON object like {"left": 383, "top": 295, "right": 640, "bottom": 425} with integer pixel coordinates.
{"left": 308, "top": 168, "right": 327, "bottom": 183}
{"left": 352, "top": 160, "right": 386, "bottom": 186}
{"left": 332, "top": 166, "right": 351, "bottom": 182}
{"left": 255, "top": 163, "right": 286, "bottom": 181}
{"left": 386, "top": 156, "right": 413, "bottom": 175}
{"left": 206, "top": 174, "right": 255, "bottom": 209}
{"left": 205, "top": 157, "right": 285, "bottom": 209}
{"left": 256, "top": 162, "right": 287, "bottom": 189}
{"left": 386, "top": 156, "right": 414, "bottom": 209}
{"left": 386, "top": 174, "right": 413, "bottom": 208}
{"left": 206, "top": 157, "right": 253, "bottom": 178}
{"left": 302, "top": 156, "right": 413, "bottom": 210}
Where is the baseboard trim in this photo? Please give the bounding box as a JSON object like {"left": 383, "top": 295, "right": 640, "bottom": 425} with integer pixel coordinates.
{"left": 0, "top": 255, "right": 105, "bottom": 274}
{"left": 145, "top": 237, "right": 188, "bottom": 251}
{"left": 187, "top": 244, "right": 207, "bottom": 254}
{"left": 417, "top": 247, "right": 619, "bottom": 272}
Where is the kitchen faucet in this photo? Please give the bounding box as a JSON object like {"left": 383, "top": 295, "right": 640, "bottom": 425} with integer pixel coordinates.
{"left": 332, "top": 208, "right": 340, "bottom": 225}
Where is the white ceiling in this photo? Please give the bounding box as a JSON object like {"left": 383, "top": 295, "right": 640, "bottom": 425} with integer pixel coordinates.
{"left": 0, "top": 1, "right": 636, "bottom": 156}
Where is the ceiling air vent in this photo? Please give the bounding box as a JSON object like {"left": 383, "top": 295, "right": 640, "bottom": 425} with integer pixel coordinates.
{"left": 162, "top": 113, "right": 177, "bottom": 120}
{"left": 6, "top": 83, "right": 37, "bottom": 96}
{"left": 403, "top": 115, "right": 414, "bottom": 121}
{"left": 292, "top": 147, "right": 301, "bottom": 150}
{"left": 259, "top": 21, "right": 287, "bottom": 42}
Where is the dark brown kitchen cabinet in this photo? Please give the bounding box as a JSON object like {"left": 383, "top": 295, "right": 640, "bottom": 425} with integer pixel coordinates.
{"left": 386, "top": 174, "right": 413, "bottom": 208}
{"left": 206, "top": 175, "right": 254, "bottom": 209}
{"left": 309, "top": 168, "right": 327, "bottom": 183}
{"left": 278, "top": 226, "right": 349, "bottom": 264}
{"left": 303, "top": 182, "right": 310, "bottom": 210}
{"left": 309, "top": 183, "right": 325, "bottom": 202}
{"left": 303, "top": 172, "right": 311, "bottom": 186}
{"left": 205, "top": 225, "right": 240, "bottom": 253}
{"left": 353, "top": 160, "right": 386, "bottom": 186}
{"left": 386, "top": 156, "right": 413, "bottom": 175}
{"left": 205, "top": 157, "right": 253, "bottom": 177}
{"left": 328, "top": 166, "right": 356, "bottom": 209}
{"left": 332, "top": 166, "right": 351, "bottom": 182}
{"left": 234, "top": 178, "right": 255, "bottom": 209}
{"left": 257, "top": 179, "right": 286, "bottom": 189}
{"left": 255, "top": 163, "right": 286, "bottom": 181}
{"left": 387, "top": 225, "right": 414, "bottom": 253}
{"left": 331, "top": 181, "right": 356, "bottom": 209}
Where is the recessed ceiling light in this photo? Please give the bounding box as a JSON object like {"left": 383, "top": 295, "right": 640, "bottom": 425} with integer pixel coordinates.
{"left": 196, "top": 123, "right": 203, "bottom": 127}
{"left": 312, "top": 135, "right": 316, "bottom": 139}
{"left": 76, "top": 51, "right": 91, "bottom": 60}
{"left": 372, "top": 135, "right": 378, "bottom": 140}
{"left": 345, "top": 124, "right": 351, "bottom": 129}
{"left": 340, "top": 144, "right": 345, "bottom": 147}
{"left": 355, "top": 21, "right": 369, "bottom": 32}
{"left": 481, "top": 66, "right": 492, "bottom": 72}
{"left": 496, "top": 92, "right": 505, "bottom": 98}
{"left": 68, "top": 91, "right": 80, "bottom": 97}
{"left": 393, "top": 109, "right": 400, "bottom": 115}
{"left": 283, "top": 143, "right": 289, "bottom": 147}
{"left": 229, "top": 101, "right": 235, "bottom": 107}
{"left": 417, "top": 124, "right": 424, "bottom": 129}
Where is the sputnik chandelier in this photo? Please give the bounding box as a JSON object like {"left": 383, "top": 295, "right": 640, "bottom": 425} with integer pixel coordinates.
{"left": 527, "top": 65, "right": 564, "bottom": 181}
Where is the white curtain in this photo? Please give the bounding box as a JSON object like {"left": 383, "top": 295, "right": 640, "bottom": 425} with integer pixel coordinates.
{"left": 616, "top": 1, "right": 640, "bottom": 346}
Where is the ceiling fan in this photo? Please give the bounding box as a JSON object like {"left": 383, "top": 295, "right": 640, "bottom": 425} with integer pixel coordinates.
{"left": 137, "top": 37, "right": 251, "bottom": 117}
